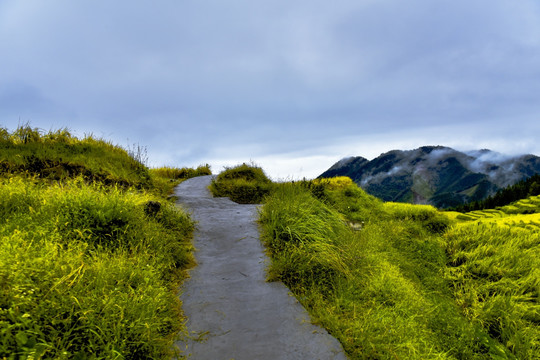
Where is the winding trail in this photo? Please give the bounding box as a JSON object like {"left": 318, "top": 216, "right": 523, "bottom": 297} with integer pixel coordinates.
{"left": 175, "top": 175, "right": 347, "bottom": 360}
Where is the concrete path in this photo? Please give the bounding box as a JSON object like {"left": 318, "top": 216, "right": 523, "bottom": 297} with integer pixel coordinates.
{"left": 175, "top": 175, "right": 347, "bottom": 360}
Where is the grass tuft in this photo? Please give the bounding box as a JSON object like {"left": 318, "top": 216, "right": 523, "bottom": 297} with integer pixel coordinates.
{"left": 259, "top": 183, "right": 350, "bottom": 293}
{"left": 210, "top": 163, "right": 272, "bottom": 204}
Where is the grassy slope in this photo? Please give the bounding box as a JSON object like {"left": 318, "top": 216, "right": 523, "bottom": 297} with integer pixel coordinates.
{"left": 0, "top": 125, "right": 210, "bottom": 359}
{"left": 256, "top": 175, "right": 538, "bottom": 359}
{"left": 442, "top": 195, "right": 540, "bottom": 359}
{"left": 0, "top": 127, "right": 151, "bottom": 188}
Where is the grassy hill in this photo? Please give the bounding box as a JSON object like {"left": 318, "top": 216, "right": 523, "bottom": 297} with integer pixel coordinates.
{"left": 0, "top": 125, "right": 210, "bottom": 359}
{"left": 214, "top": 165, "right": 540, "bottom": 359}
{"left": 1, "top": 126, "right": 151, "bottom": 187}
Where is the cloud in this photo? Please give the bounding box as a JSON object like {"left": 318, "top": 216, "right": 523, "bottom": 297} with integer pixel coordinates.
{"left": 465, "top": 150, "right": 511, "bottom": 172}
{"left": 1, "top": 1, "right": 540, "bottom": 179}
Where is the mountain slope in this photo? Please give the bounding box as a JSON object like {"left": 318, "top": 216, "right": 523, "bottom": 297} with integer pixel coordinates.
{"left": 319, "top": 146, "right": 540, "bottom": 208}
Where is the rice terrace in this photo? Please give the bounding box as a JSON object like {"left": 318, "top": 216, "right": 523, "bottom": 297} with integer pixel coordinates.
{"left": 1, "top": 125, "right": 540, "bottom": 359}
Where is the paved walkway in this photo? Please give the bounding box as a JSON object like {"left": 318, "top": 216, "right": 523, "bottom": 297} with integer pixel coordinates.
{"left": 175, "top": 175, "right": 347, "bottom": 360}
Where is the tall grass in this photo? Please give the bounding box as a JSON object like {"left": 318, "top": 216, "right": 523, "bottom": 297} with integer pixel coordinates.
{"left": 150, "top": 164, "right": 211, "bottom": 181}
{"left": 0, "top": 125, "right": 152, "bottom": 188}
{"left": 444, "top": 192, "right": 540, "bottom": 358}
{"left": 444, "top": 222, "right": 540, "bottom": 359}
{"left": 260, "top": 178, "right": 518, "bottom": 359}
{"left": 0, "top": 124, "right": 210, "bottom": 198}
{"left": 259, "top": 183, "right": 350, "bottom": 292}
{"left": 150, "top": 164, "right": 212, "bottom": 198}
{"left": 0, "top": 176, "right": 194, "bottom": 358}
{"left": 1, "top": 124, "right": 212, "bottom": 197}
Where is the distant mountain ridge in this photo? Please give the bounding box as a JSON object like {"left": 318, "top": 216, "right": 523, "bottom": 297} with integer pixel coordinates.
{"left": 319, "top": 146, "right": 540, "bottom": 208}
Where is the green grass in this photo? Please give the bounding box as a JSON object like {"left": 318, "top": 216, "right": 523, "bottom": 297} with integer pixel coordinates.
{"left": 259, "top": 183, "right": 350, "bottom": 291}
{"left": 0, "top": 125, "right": 207, "bottom": 359}
{"left": 0, "top": 124, "right": 211, "bottom": 198}
{"left": 259, "top": 177, "right": 530, "bottom": 359}
{"left": 499, "top": 195, "right": 540, "bottom": 215}
{"left": 444, "top": 222, "right": 540, "bottom": 359}
{"left": 0, "top": 125, "right": 151, "bottom": 188}
{"left": 440, "top": 195, "right": 540, "bottom": 358}
{"left": 448, "top": 195, "right": 540, "bottom": 225}
{"left": 150, "top": 165, "right": 211, "bottom": 182}
{"left": 150, "top": 164, "right": 212, "bottom": 199}
{"left": 0, "top": 176, "right": 194, "bottom": 359}
{"left": 6, "top": 129, "right": 537, "bottom": 359}
{"left": 209, "top": 163, "right": 273, "bottom": 204}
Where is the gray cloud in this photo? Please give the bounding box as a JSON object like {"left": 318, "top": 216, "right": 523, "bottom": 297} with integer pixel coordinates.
{"left": 1, "top": 0, "right": 539, "bottom": 178}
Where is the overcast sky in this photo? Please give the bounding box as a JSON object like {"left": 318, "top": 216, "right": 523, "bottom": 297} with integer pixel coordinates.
{"left": 1, "top": 1, "right": 539, "bottom": 179}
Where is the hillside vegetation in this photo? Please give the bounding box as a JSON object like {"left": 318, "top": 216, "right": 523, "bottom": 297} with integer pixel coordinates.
{"left": 0, "top": 125, "right": 210, "bottom": 359}
{"left": 215, "top": 165, "right": 539, "bottom": 359}
{"left": 0, "top": 125, "right": 211, "bottom": 198}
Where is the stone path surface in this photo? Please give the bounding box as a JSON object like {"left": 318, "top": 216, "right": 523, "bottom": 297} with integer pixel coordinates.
{"left": 175, "top": 175, "right": 347, "bottom": 360}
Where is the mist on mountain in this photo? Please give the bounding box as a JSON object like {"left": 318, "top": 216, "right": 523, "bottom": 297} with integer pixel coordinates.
{"left": 319, "top": 146, "right": 540, "bottom": 208}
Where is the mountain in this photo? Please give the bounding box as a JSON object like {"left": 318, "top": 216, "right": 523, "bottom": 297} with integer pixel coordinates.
{"left": 319, "top": 146, "right": 540, "bottom": 208}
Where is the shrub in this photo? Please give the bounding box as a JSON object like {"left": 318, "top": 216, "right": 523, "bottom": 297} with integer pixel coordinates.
{"left": 216, "top": 163, "right": 269, "bottom": 182}
{"left": 313, "top": 177, "right": 384, "bottom": 224}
